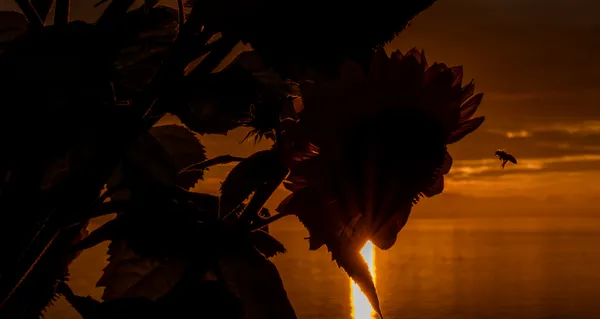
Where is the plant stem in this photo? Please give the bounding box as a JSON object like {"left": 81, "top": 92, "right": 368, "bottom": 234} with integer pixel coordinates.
{"left": 176, "top": 0, "right": 184, "bottom": 25}
{"left": 53, "top": 0, "right": 69, "bottom": 25}
{"left": 251, "top": 213, "right": 291, "bottom": 231}
{"left": 95, "top": 184, "right": 123, "bottom": 204}
{"left": 62, "top": 200, "right": 127, "bottom": 230}
{"left": 15, "top": 0, "right": 43, "bottom": 28}
{"left": 179, "top": 155, "right": 245, "bottom": 174}
{"left": 239, "top": 167, "right": 289, "bottom": 224}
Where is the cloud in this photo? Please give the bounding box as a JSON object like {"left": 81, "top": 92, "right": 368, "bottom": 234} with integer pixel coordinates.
{"left": 493, "top": 129, "right": 531, "bottom": 139}
{"left": 449, "top": 154, "right": 600, "bottom": 181}
{"left": 449, "top": 120, "right": 600, "bottom": 164}
{"left": 489, "top": 120, "right": 600, "bottom": 140}
{"left": 485, "top": 92, "right": 538, "bottom": 101}
{"left": 444, "top": 169, "right": 600, "bottom": 200}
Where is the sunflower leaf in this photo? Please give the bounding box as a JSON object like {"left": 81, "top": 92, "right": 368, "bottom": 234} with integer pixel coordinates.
{"left": 250, "top": 230, "right": 286, "bottom": 258}
{"left": 149, "top": 124, "right": 207, "bottom": 188}
{"left": 177, "top": 68, "right": 258, "bottom": 135}
{"left": 219, "top": 149, "right": 283, "bottom": 218}
{"left": 128, "top": 131, "right": 178, "bottom": 186}
{"left": 276, "top": 188, "right": 332, "bottom": 251}
{"left": 218, "top": 246, "right": 297, "bottom": 319}
{"left": 97, "top": 241, "right": 187, "bottom": 301}
{"left": 114, "top": 5, "right": 179, "bottom": 94}
{"left": 72, "top": 217, "right": 123, "bottom": 252}
{"left": 127, "top": 124, "right": 207, "bottom": 189}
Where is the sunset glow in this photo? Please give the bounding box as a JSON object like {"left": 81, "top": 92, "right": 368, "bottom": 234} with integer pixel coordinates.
{"left": 351, "top": 241, "right": 376, "bottom": 319}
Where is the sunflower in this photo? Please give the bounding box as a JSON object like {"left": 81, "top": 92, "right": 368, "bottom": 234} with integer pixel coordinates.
{"left": 282, "top": 48, "right": 485, "bottom": 251}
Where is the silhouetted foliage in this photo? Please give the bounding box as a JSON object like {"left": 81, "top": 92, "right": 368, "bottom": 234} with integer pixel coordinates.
{"left": 0, "top": 11, "right": 27, "bottom": 51}
{"left": 0, "top": 0, "right": 489, "bottom": 318}
{"left": 187, "top": 0, "right": 438, "bottom": 79}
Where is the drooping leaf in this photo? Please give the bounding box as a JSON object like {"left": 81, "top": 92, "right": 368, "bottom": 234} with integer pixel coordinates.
{"left": 177, "top": 65, "right": 260, "bottom": 135}
{"left": 83, "top": 182, "right": 221, "bottom": 260}
{"left": 219, "top": 149, "right": 284, "bottom": 218}
{"left": 149, "top": 124, "right": 207, "bottom": 188}
{"left": 61, "top": 273, "right": 243, "bottom": 318}
{"left": 155, "top": 273, "right": 244, "bottom": 319}
{"left": 114, "top": 5, "right": 179, "bottom": 95}
{"left": 121, "top": 188, "right": 217, "bottom": 258}
{"left": 276, "top": 187, "right": 340, "bottom": 251}
{"left": 59, "top": 281, "right": 156, "bottom": 319}
{"left": 183, "top": 191, "right": 221, "bottom": 222}
{"left": 126, "top": 124, "right": 207, "bottom": 189}
{"left": 250, "top": 230, "right": 286, "bottom": 258}
{"left": 72, "top": 217, "right": 123, "bottom": 252}
{"left": 218, "top": 247, "right": 297, "bottom": 319}
{"left": 6, "top": 223, "right": 89, "bottom": 319}
{"left": 127, "top": 132, "right": 178, "bottom": 186}
{"left": 97, "top": 241, "right": 187, "bottom": 301}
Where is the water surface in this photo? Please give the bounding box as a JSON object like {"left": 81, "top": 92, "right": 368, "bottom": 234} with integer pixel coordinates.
{"left": 45, "top": 217, "right": 600, "bottom": 319}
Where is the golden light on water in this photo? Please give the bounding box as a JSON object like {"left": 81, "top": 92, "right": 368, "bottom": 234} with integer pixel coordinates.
{"left": 351, "top": 241, "right": 376, "bottom": 319}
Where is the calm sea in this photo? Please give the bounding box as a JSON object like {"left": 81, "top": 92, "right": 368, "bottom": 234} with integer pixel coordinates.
{"left": 45, "top": 217, "right": 600, "bottom": 319}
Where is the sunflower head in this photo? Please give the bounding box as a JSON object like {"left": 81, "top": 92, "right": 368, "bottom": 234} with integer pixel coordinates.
{"left": 287, "top": 48, "right": 485, "bottom": 250}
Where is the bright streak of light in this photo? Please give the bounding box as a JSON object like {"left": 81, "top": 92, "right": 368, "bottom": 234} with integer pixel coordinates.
{"left": 350, "top": 241, "right": 376, "bottom": 319}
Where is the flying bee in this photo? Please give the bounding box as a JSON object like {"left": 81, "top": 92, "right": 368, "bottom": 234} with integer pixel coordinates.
{"left": 494, "top": 149, "right": 517, "bottom": 169}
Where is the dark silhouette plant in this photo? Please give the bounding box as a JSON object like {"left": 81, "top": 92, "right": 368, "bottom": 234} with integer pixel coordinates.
{"left": 0, "top": 0, "right": 485, "bottom": 318}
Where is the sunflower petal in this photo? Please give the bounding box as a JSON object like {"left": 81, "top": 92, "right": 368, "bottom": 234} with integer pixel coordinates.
{"left": 423, "top": 175, "right": 444, "bottom": 198}
{"left": 340, "top": 59, "right": 365, "bottom": 83}
{"left": 388, "top": 53, "right": 424, "bottom": 94}
{"left": 424, "top": 62, "right": 448, "bottom": 84}
{"left": 450, "top": 66, "right": 463, "bottom": 87}
{"left": 447, "top": 116, "right": 485, "bottom": 144}
{"left": 390, "top": 49, "right": 403, "bottom": 60}
{"left": 459, "top": 93, "right": 484, "bottom": 123}
{"left": 422, "top": 68, "right": 458, "bottom": 117}
{"left": 460, "top": 80, "right": 475, "bottom": 104}
{"left": 333, "top": 247, "right": 383, "bottom": 318}
{"left": 406, "top": 47, "right": 422, "bottom": 64}
{"left": 371, "top": 204, "right": 412, "bottom": 250}
{"left": 441, "top": 151, "right": 453, "bottom": 175}
{"left": 420, "top": 49, "right": 428, "bottom": 69}
{"left": 369, "top": 49, "right": 389, "bottom": 80}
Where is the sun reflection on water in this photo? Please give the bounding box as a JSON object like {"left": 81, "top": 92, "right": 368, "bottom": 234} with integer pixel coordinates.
{"left": 350, "top": 241, "right": 376, "bottom": 319}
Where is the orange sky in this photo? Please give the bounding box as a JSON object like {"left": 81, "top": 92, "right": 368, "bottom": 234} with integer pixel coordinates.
{"left": 385, "top": 0, "right": 600, "bottom": 201}
{"left": 1, "top": 0, "right": 600, "bottom": 209}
